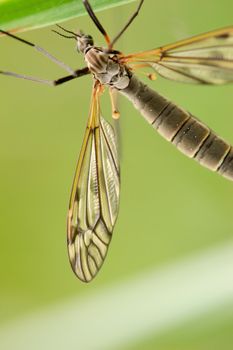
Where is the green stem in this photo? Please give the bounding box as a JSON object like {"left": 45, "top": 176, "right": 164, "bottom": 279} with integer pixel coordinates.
{"left": 0, "top": 0, "right": 136, "bottom": 32}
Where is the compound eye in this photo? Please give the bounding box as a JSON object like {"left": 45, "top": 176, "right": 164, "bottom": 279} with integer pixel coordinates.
{"left": 85, "top": 35, "right": 94, "bottom": 46}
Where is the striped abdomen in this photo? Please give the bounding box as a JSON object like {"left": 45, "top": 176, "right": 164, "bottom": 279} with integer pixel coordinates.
{"left": 120, "top": 75, "right": 233, "bottom": 180}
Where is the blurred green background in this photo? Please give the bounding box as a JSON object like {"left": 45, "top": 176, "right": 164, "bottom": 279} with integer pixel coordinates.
{"left": 0, "top": 0, "right": 233, "bottom": 349}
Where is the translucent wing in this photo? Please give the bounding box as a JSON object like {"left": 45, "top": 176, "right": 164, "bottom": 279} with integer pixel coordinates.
{"left": 67, "top": 84, "right": 120, "bottom": 282}
{"left": 122, "top": 26, "right": 233, "bottom": 84}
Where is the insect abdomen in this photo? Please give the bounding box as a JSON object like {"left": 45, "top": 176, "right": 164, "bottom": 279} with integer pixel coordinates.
{"left": 120, "top": 75, "right": 233, "bottom": 180}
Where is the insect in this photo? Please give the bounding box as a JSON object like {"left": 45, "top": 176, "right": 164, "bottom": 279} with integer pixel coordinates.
{"left": 0, "top": 1, "right": 233, "bottom": 282}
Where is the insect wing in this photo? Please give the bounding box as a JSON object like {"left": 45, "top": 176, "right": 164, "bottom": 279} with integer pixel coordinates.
{"left": 67, "top": 87, "right": 120, "bottom": 282}
{"left": 123, "top": 26, "right": 233, "bottom": 84}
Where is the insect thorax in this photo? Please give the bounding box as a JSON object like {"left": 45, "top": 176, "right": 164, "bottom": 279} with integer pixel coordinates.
{"left": 85, "top": 47, "right": 130, "bottom": 89}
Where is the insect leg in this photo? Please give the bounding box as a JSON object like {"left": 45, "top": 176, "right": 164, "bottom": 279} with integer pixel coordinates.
{"left": 82, "top": 0, "right": 111, "bottom": 45}
{"left": 0, "top": 29, "right": 76, "bottom": 75}
{"left": 109, "top": 0, "right": 144, "bottom": 49}
{"left": 0, "top": 67, "right": 90, "bottom": 86}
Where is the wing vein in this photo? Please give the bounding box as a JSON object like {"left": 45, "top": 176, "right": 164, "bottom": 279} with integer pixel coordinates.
{"left": 157, "top": 62, "right": 208, "bottom": 83}
{"left": 100, "top": 122, "right": 119, "bottom": 175}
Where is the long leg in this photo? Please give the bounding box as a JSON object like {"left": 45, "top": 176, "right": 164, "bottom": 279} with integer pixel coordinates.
{"left": 82, "top": 0, "right": 111, "bottom": 45}
{"left": 109, "top": 0, "right": 144, "bottom": 49}
{"left": 0, "top": 29, "right": 76, "bottom": 75}
{"left": 0, "top": 67, "right": 90, "bottom": 86}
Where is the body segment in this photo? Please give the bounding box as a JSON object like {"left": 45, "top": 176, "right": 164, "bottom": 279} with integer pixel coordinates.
{"left": 120, "top": 75, "right": 233, "bottom": 180}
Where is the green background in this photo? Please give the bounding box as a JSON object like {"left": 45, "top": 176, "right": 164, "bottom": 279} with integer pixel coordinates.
{"left": 0, "top": 0, "right": 233, "bottom": 349}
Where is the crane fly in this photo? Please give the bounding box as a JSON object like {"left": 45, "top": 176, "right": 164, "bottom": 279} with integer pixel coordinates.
{"left": 1, "top": 0, "right": 233, "bottom": 282}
